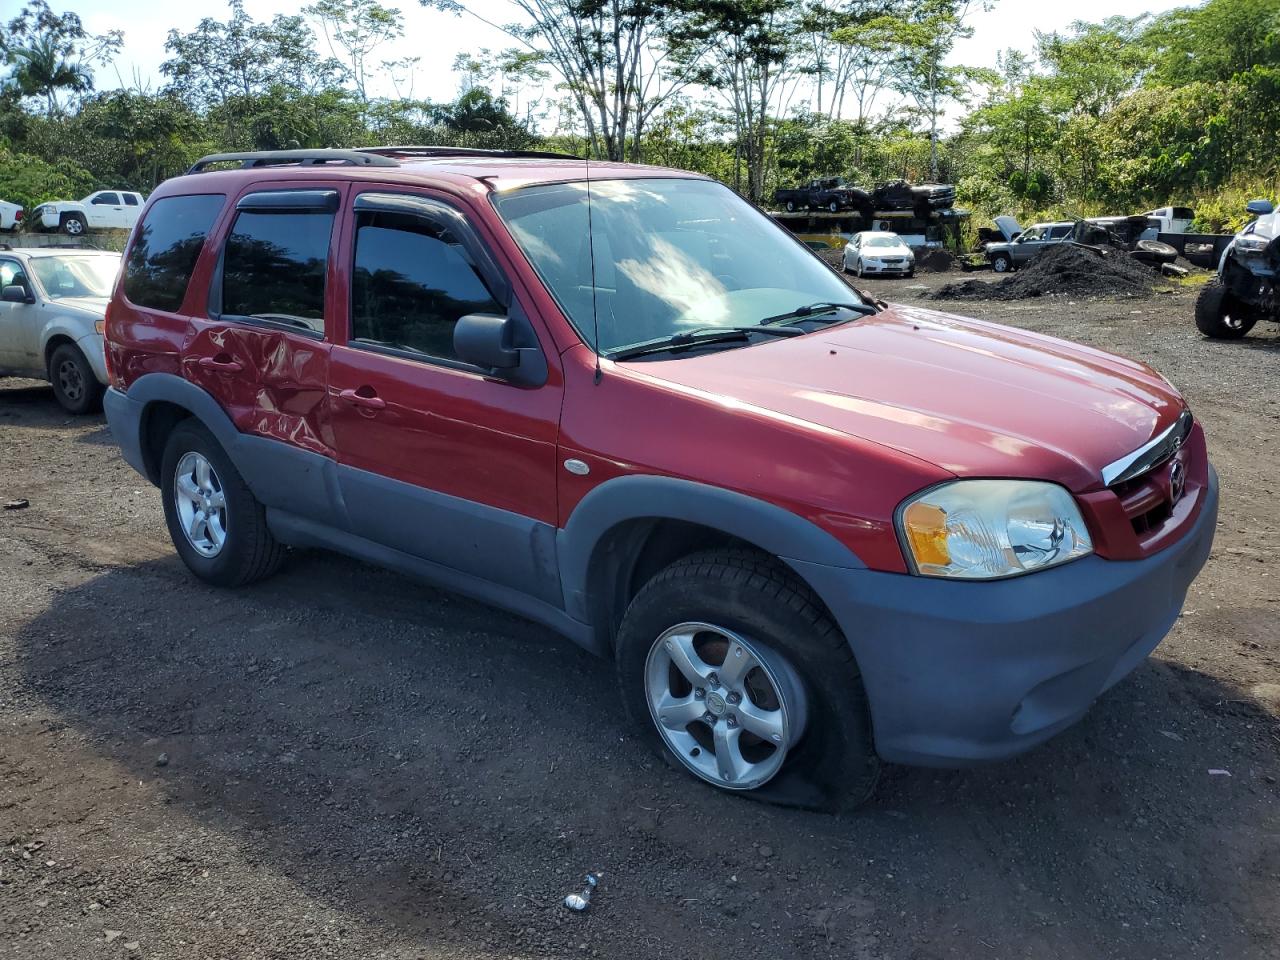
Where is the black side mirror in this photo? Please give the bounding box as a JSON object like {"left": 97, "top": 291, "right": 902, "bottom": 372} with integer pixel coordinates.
{"left": 1, "top": 284, "right": 32, "bottom": 303}
{"left": 453, "top": 306, "right": 548, "bottom": 388}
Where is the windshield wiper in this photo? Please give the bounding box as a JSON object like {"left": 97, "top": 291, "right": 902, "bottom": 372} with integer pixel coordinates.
{"left": 759, "top": 301, "right": 877, "bottom": 326}
{"left": 609, "top": 324, "right": 804, "bottom": 362}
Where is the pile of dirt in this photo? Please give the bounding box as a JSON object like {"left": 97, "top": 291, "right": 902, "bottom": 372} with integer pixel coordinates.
{"left": 929, "top": 242, "right": 1168, "bottom": 301}
{"left": 817, "top": 246, "right": 846, "bottom": 270}
{"left": 917, "top": 248, "right": 955, "bottom": 272}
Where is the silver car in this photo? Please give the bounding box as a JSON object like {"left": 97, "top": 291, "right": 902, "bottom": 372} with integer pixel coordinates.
{"left": 0, "top": 247, "right": 119, "bottom": 413}
{"left": 984, "top": 220, "right": 1074, "bottom": 273}
{"left": 842, "top": 231, "right": 916, "bottom": 277}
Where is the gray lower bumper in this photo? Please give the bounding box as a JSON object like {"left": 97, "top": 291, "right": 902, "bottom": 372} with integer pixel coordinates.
{"left": 104, "top": 386, "right": 150, "bottom": 481}
{"left": 791, "top": 467, "right": 1219, "bottom": 766}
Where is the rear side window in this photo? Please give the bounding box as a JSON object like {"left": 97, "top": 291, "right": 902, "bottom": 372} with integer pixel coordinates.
{"left": 1049, "top": 225, "right": 1072, "bottom": 239}
{"left": 351, "top": 209, "right": 502, "bottom": 361}
{"left": 124, "top": 194, "right": 225, "bottom": 312}
{"left": 221, "top": 209, "right": 334, "bottom": 334}
{"left": 1173, "top": 207, "right": 1194, "bottom": 219}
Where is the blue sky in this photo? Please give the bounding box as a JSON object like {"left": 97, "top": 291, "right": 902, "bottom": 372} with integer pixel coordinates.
{"left": 70, "top": 0, "right": 1200, "bottom": 116}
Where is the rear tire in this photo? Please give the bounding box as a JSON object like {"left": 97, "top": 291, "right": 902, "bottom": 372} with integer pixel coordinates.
{"left": 615, "top": 548, "right": 879, "bottom": 812}
{"left": 48, "top": 343, "right": 102, "bottom": 414}
{"left": 160, "top": 421, "right": 286, "bottom": 587}
{"left": 1195, "top": 279, "right": 1257, "bottom": 339}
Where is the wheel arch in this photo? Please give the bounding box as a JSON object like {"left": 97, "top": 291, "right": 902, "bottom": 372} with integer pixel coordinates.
{"left": 122, "top": 373, "right": 243, "bottom": 485}
{"left": 557, "top": 475, "right": 864, "bottom": 655}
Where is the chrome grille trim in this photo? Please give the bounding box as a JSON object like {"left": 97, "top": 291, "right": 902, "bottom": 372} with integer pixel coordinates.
{"left": 1102, "top": 408, "right": 1194, "bottom": 488}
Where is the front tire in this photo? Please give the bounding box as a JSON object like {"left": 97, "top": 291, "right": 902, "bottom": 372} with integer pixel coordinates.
{"left": 1195, "top": 278, "right": 1257, "bottom": 339}
{"left": 160, "top": 421, "right": 286, "bottom": 587}
{"left": 991, "top": 253, "right": 1013, "bottom": 273}
{"left": 615, "top": 549, "right": 879, "bottom": 811}
{"left": 61, "top": 214, "right": 85, "bottom": 236}
{"left": 48, "top": 343, "right": 103, "bottom": 414}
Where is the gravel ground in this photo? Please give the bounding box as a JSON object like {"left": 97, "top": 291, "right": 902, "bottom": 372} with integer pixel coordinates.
{"left": 2, "top": 274, "right": 1278, "bottom": 960}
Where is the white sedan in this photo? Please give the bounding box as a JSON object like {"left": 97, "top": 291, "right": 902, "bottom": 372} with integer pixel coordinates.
{"left": 842, "top": 231, "right": 916, "bottom": 278}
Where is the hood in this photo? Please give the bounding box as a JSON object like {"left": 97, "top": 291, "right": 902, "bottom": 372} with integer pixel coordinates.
{"left": 630, "top": 304, "right": 1185, "bottom": 492}
{"left": 48, "top": 296, "right": 109, "bottom": 319}
{"left": 993, "top": 215, "right": 1022, "bottom": 242}
{"left": 863, "top": 242, "right": 913, "bottom": 258}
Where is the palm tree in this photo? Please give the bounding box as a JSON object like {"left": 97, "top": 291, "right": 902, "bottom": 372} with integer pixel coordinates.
{"left": 3, "top": 35, "right": 92, "bottom": 118}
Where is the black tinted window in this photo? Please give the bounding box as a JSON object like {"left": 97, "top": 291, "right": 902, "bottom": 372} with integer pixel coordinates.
{"left": 93, "top": 193, "right": 119, "bottom": 205}
{"left": 1049, "top": 225, "right": 1072, "bottom": 239}
{"left": 222, "top": 210, "right": 334, "bottom": 334}
{"left": 124, "top": 194, "right": 139, "bottom": 206}
{"left": 351, "top": 210, "right": 501, "bottom": 360}
{"left": 123, "top": 194, "right": 224, "bottom": 312}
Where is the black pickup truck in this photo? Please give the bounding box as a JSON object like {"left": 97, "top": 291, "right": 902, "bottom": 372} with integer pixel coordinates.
{"left": 773, "top": 178, "right": 872, "bottom": 214}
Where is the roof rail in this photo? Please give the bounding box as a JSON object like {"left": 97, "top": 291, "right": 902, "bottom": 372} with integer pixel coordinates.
{"left": 186, "top": 149, "right": 400, "bottom": 174}
{"left": 356, "top": 145, "right": 582, "bottom": 161}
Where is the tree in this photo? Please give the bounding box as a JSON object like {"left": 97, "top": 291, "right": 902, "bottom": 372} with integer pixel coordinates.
{"left": 669, "top": 0, "right": 800, "bottom": 201}
{"left": 0, "top": 1, "right": 122, "bottom": 118}
{"left": 423, "top": 0, "right": 702, "bottom": 162}
{"left": 881, "top": 0, "right": 989, "bottom": 179}
{"left": 1143, "top": 0, "right": 1280, "bottom": 87}
{"left": 161, "top": 0, "right": 336, "bottom": 110}
{"left": 305, "top": 0, "right": 405, "bottom": 104}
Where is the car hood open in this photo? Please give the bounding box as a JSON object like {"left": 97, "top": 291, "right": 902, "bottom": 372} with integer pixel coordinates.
{"left": 630, "top": 304, "right": 1186, "bottom": 492}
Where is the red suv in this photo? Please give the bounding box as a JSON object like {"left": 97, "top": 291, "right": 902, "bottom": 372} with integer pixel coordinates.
{"left": 103, "top": 147, "right": 1217, "bottom": 810}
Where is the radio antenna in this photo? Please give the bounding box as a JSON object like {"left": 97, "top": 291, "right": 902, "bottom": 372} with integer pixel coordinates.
{"left": 584, "top": 148, "right": 603, "bottom": 385}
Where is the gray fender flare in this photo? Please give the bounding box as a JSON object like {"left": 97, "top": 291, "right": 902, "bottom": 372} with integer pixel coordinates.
{"left": 114, "top": 373, "right": 338, "bottom": 522}
{"left": 556, "top": 474, "right": 865, "bottom": 630}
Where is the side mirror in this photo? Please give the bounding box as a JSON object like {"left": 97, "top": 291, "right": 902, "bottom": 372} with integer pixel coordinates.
{"left": 453, "top": 309, "right": 548, "bottom": 388}
{"left": 1, "top": 284, "right": 32, "bottom": 303}
{"left": 1246, "top": 199, "right": 1274, "bottom": 216}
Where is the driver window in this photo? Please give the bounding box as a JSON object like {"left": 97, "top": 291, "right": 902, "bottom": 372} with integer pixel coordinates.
{"left": 0, "top": 260, "right": 28, "bottom": 290}
{"left": 92, "top": 193, "right": 120, "bottom": 205}
{"left": 350, "top": 209, "right": 503, "bottom": 362}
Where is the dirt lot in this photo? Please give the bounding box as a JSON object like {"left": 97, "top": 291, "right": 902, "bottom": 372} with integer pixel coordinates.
{"left": 2, "top": 274, "right": 1278, "bottom": 959}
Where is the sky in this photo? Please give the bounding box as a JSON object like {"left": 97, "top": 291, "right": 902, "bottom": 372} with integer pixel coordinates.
{"left": 67, "top": 0, "right": 1201, "bottom": 119}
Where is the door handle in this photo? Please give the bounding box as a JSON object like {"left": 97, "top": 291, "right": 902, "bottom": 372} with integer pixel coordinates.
{"left": 339, "top": 387, "right": 386, "bottom": 410}
{"left": 198, "top": 355, "right": 243, "bottom": 373}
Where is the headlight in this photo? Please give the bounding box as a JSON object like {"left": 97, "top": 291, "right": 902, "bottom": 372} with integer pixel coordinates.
{"left": 898, "top": 480, "right": 1093, "bottom": 579}
{"left": 1236, "top": 235, "right": 1269, "bottom": 253}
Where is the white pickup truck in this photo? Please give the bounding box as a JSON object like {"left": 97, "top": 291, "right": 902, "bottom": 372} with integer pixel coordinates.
{"left": 0, "top": 199, "right": 22, "bottom": 232}
{"left": 30, "top": 190, "right": 145, "bottom": 235}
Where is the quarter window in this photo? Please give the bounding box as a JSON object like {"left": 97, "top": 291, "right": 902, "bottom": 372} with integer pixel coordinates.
{"left": 123, "top": 193, "right": 225, "bottom": 312}
{"left": 350, "top": 209, "right": 502, "bottom": 361}
{"left": 221, "top": 209, "right": 334, "bottom": 334}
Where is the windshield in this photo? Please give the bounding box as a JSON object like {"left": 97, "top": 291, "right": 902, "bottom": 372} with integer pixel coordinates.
{"left": 492, "top": 177, "right": 862, "bottom": 354}
{"left": 29, "top": 255, "right": 118, "bottom": 300}
{"left": 863, "top": 234, "right": 902, "bottom": 248}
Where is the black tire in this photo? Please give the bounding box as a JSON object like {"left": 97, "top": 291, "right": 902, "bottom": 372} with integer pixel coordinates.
{"left": 991, "top": 253, "right": 1013, "bottom": 274}
{"left": 47, "top": 342, "right": 103, "bottom": 414}
{"left": 905, "top": 270, "right": 915, "bottom": 279}
{"left": 828, "top": 200, "right": 840, "bottom": 213}
{"left": 1131, "top": 240, "right": 1178, "bottom": 265}
{"left": 61, "top": 214, "right": 85, "bottom": 236}
{"left": 615, "top": 548, "right": 879, "bottom": 812}
{"left": 1194, "top": 279, "right": 1257, "bottom": 339}
{"left": 785, "top": 200, "right": 796, "bottom": 212}
{"left": 160, "top": 420, "right": 286, "bottom": 587}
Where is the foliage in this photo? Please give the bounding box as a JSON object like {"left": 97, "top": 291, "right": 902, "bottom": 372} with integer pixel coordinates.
{"left": 0, "top": 147, "right": 94, "bottom": 210}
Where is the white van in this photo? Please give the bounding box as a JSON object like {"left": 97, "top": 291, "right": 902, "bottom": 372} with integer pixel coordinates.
{"left": 1143, "top": 206, "right": 1195, "bottom": 234}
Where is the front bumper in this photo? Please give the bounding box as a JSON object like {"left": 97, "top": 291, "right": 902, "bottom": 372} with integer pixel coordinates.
{"left": 862, "top": 262, "right": 913, "bottom": 275}
{"left": 791, "top": 467, "right": 1218, "bottom": 766}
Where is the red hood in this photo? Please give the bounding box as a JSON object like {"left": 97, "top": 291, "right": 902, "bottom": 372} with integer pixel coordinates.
{"left": 626, "top": 304, "right": 1186, "bottom": 492}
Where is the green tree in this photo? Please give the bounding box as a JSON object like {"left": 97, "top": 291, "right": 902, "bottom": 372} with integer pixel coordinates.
{"left": 0, "top": 1, "right": 122, "bottom": 118}
{"left": 305, "top": 0, "right": 405, "bottom": 104}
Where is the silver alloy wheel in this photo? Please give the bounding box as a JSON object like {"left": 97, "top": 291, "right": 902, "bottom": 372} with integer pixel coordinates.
{"left": 173, "top": 451, "right": 229, "bottom": 557}
{"left": 64, "top": 218, "right": 84, "bottom": 235}
{"left": 644, "top": 622, "right": 807, "bottom": 791}
{"left": 56, "top": 358, "right": 83, "bottom": 402}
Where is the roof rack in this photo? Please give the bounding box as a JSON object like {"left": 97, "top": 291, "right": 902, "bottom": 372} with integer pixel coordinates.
{"left": 186, "top": 149, "right": 400, "bottom": 175}
{"left": 356, "top": 145, "right": 583, "bottom": 161}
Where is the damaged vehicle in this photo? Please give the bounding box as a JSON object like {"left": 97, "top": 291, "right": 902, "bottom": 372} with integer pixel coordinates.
{"left": 1195, "top": 198, "right": 1279, "bottom": 339}
{"left": 872, "top": 180, "right": 956, "bottom": 214}
{"left": 773, "top": 178, "right": 872, "bottom": 215}
{"left": 1073, "top": 215, "right": 1178, "bottom": 266}
{"left": 983, "top": 220, "right": 1073, "bottom": 273}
